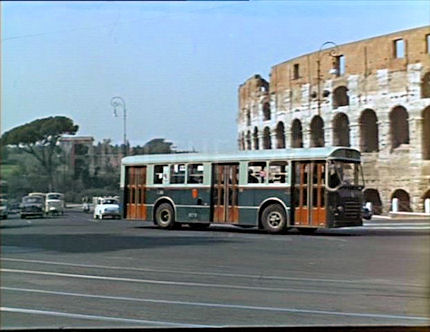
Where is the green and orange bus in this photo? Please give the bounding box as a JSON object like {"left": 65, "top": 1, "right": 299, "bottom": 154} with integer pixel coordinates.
{"left": 120, "top": 147, "right": 364, "bottom": 234}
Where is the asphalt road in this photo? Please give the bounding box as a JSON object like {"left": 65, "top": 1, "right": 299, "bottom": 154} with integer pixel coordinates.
{"left": 1, "top": 211, "right": 429, "bottom": 328}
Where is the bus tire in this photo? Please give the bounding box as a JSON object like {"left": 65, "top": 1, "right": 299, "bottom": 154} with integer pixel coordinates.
{"left": 261, "top": 204, "right": 287, "bottom": 234}
{"left": 297, "top": 227, "right": 317, "bottom": 235}
{"left": 155, "top": 203, "right": 176, "bottom": 229}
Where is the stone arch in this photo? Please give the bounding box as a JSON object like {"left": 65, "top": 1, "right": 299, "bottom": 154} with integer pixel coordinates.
{"left": 332, "top": 86, "right": 349, "bottom": 109}
{"left": 421, "top": 72, "right": 430, "bottom": 98}
{"left": 263, "top": 126, "right": 271, "bottom": 149}
{"left": 391, "top": 189, "right": 412, "bottom": 212}
{"left": 389, "top": 106, "right": 409, "bottom": 151}
{"left": 263, "top": 102, "right": 271, "bottom": 121}
{"left": 422, "top": 107, "right": 430, "bottom": 160}
{"left": 310, "top": 116, "right": 325, "bottom": 147}
{"left": 253, "top": 127, "right": 259, "bottom": 150}
{"left": 359, "top": 109, "right": 379, "bottom": 152}
{"left": 363, "top": 188, "right": 383, "bottom": 215}
{"left": 275, "top": 122, "right": 285, "bottom": 149}
{"left": 291, "top": 119, "right": 303, "bottom": 148}
{"left": 246, "top": 130, "right": 251, "bottom": 150}
{"left": 422, "top": 189, "right": 430, "bottom": 213}
{"left": 332, "top": 113, "right": 350, "bottom": 147}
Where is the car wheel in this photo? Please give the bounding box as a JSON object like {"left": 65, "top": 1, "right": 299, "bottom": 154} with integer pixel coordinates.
{"left": 155, "top": 203, "right": 176, "bottom": 229}
{"left": 261, "top": 204, "right": 287, "bottom": 234}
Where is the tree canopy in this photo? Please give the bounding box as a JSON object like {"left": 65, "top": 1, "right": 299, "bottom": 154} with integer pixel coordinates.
{"left": 1, "top": 116, "right": 79, "bottom": 190}
{"left": 2, "top": 116, "right": 78, "bottom": 147}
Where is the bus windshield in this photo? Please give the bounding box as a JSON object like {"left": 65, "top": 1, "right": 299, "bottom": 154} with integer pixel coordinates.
{"left": 328, "top": 160, "right": 364, "bottom": 189}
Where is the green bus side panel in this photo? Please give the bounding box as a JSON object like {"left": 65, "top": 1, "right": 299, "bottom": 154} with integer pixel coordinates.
{"left": 146, "top": 187, "right": 211, "bottom": 222}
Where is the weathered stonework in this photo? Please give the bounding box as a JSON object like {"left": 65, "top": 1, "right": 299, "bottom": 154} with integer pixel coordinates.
{"left": 238, "top": 26, "right": 430, "bottom": 214}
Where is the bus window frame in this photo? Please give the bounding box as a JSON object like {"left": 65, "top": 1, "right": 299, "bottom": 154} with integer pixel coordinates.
{"left": 247, "top": 161, "right": 268, "bottom": 185}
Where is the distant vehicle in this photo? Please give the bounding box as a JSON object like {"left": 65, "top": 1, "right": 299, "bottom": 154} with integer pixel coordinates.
{"left": 21, "top": 195, "right": 45, "bottom": 219}
{"left": 94, "top": 197, "right": 121, "bottom": 220}
{"left": 362, "top": 206, "right": 373, "bottom": 220}
{"left": 0, "top": 199, "right": 8, "bottom": 219}
{"left": 45, "top": 192, "right": 65, "bottom": 216}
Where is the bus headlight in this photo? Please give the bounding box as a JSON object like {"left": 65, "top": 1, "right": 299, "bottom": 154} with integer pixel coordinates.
{"left": 336, "top": 205, "right": 344, "bottom": 212}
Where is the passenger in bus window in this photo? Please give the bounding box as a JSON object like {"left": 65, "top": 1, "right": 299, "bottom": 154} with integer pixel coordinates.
{"left": 248, "top": 170, "right": 259, "bottom": 183}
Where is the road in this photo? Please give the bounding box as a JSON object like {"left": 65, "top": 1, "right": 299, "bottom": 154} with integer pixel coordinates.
{"left": 1, "top": 211, "right": 429, "bottom": 328}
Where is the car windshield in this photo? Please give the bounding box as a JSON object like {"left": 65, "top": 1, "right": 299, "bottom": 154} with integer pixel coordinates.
{"left": 47, "top": 194, "right": 62, "bottom": 200}
{"left": 103, "top": 199, "right": 118, "bottom": 205}
{"left": 328, "top": 161, "right": 364, "bottom": 189}
{"left": 23, "top": 197, "right": 42, "bottom": 204}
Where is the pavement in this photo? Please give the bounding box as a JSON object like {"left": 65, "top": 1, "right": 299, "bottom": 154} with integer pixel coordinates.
{"left": 1, "top": 211, "right": 429, "bottom": 329}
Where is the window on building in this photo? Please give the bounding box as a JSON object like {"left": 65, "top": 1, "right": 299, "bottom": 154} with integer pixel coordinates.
{"left": 268, "top": 161, "right": 288, "bottom": 184}
{"left": 170, "top": 164, "right": 186, "bottom": 184}
{"left": 263, "top": 102, "right": 271, "bottom": 121}
{"left": 154, "top": 165, "right": 168, "bottom": 184}
{"left": 187, "top": 164, "right": 204, "bottom": 184}
{"left": 332, "top": 86, "right": 349, "bottom": 108}
{"left": 246, "top": 109, "right": 251, "bottom": 126}
{"left": 293, "top": 64, "right": 300, "bottom": 79}
{"left": 394, "top": 39, "right": 405, "bottom": 58}
{"left": 426, "top": 34, "right": 430, "bottom": 54}
{"left": 334, "top": 55, "right": 345, "bottom": 76}
{"left": 247, "top": 162, "right": 267, "bottom": 184}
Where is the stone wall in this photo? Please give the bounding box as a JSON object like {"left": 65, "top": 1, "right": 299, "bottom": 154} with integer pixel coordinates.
{"left": 238, "top": 26, "right": 430, "bottom": 214}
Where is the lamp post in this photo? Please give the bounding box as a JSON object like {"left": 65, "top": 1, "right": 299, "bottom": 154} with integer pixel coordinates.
{"left": 316, "top": 41, "right": 340, "bottom": 115}
{"left": 111, "top": 96, "right": 128, "bottom": 156}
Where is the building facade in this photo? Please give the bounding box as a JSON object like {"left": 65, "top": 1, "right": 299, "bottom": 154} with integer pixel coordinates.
{"left": 238, "top": 26, "right": 430, "bottom": 214}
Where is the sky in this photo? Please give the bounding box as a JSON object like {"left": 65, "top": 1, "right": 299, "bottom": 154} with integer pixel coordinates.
{"left": 2, "top": 1, "right": 429, "bottom": 152}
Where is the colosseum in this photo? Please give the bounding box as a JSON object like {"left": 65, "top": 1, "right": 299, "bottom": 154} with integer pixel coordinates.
{"left": 238, "top": 25, "right": 430, "bottom": 215}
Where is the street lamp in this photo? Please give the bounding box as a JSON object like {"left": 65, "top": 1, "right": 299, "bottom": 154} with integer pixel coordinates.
{"left": 111, "top": 96, "right": 128, "bottom": 156}
{"left": 315, "top": 41, "right": 340, "bottom": 115}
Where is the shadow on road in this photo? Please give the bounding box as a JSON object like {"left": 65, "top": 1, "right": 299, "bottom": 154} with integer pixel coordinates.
{"left": 0, "top": 233, "right": 231, "bottom": 253}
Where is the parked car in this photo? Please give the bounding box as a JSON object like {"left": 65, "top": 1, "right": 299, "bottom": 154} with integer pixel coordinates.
{"left": 0, "top": 199, "right": 8, "bottom": 219}
{"left": 21, "top": 195, "right": 45, "bottom": 219}
{"left": 94, "top": 197, "right": 121, "bottom": 220}
{"left": 45, "top": 192, "right": 65, "bottom": 216}
{"left": 362, "top": 205, "right": 373, "bottom": 220}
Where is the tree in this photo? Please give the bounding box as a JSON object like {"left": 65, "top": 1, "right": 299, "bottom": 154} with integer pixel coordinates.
{"left": 1, "top": 116, "right": 79, "bottom": 190}
{"left": 132, "top": 138, "right": 174, "bottom": 155}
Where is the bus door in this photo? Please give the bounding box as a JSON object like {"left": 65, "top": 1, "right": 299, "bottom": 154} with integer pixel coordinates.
{"left": 126, "top": 166, "right": 147, "bottom": 220}
{"left": 212, "top": 164, "right": 239, "bottom": 224}
{"left": 294, "top": 162, "right": 326, "bottom": 227}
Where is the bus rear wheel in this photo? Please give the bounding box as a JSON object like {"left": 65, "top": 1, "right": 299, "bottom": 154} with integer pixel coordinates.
{"left": 261, "top": 204, "right": 287, "bottom": 234}
{"left": 155, "top": 203, "right": 176, "bottom": 229}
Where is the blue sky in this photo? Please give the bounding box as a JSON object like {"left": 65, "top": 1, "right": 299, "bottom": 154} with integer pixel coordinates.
{"left": 2, "top": 1, "right": 429, "bottom": 152}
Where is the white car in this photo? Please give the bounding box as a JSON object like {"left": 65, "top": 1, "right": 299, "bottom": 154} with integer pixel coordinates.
{"left": 93, "top": 197, "right": 121, "bottom": 220}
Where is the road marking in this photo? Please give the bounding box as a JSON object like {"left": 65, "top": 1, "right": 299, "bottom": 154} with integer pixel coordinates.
{"left": 0, "top": 268, "right": 349, "bottom": 295}
{"left": 0, "top": 306, "right": 211, "bottom": 327}
{"left": 2, "top": 257, "right": 423, "bottom": 287}
{"left": 2, "top": 287, "right": 429, "bottom": 322}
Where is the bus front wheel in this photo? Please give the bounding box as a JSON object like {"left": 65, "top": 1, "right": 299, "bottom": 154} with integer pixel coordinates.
{"left": 155, "top": 203, "right": 176, "bottom": 229}
{"left": 261, "top": 204, "right": 287, "bottom": 234}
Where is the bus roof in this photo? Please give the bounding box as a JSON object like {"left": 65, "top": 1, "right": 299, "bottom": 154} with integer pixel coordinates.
{"left": 122, "top": 147, "right": 361, "bottom": 166}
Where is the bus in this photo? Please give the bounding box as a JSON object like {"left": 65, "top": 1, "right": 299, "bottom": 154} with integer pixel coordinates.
{"left": 120, "top": 147, "right": 364, "bottom": 234}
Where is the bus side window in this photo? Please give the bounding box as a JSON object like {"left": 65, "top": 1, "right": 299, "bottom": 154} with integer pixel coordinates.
{"left": 170, "top": 164, "right": 186, "bottom": 184}
{"left": 188, "top": 164, "right": 204, "bottom": 184}
{"left": 248, "top": 161, "right": 266, "bottom": 184}
{"left": 154, "top": 165, "right": 168, "bottom": 184}
{"left": 268, "top": 161, "right": 288, "bottom": 184}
